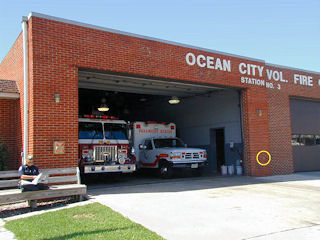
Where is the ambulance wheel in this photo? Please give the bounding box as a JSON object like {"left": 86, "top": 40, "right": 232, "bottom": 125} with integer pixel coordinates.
{"left": 159, "top": 162, "right": 173, "bottom": 179}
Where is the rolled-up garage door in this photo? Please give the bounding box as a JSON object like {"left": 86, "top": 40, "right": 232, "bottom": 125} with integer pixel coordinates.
{"left": 290, "top": 98, "right": 320, "bottom": 172}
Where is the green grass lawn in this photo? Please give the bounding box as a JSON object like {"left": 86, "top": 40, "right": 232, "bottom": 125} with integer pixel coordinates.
{"left": 5, "top": 202, "right": 165, "bottom": 240}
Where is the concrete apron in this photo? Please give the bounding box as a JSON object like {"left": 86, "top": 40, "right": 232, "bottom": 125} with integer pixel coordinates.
{"left": 89, "top": 173, "right": 320, "bottom": 240}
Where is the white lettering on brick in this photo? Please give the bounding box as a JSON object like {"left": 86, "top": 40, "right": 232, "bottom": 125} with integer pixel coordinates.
{"left": 293, "top": 74, "right": 313, "bottom": 87}
{"left": 186, "top": 52, "right": 196, "bottom": 65}
{"left": 185, "top": 52, "right": 231, "bottom": 72}
{"left": 197, "top": 55, "right": 206, "bottom": 68}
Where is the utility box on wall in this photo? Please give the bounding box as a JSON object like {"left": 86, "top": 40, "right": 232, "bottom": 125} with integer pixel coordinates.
{"left": 53, "top": 141, "right": 65, "bottom": 155}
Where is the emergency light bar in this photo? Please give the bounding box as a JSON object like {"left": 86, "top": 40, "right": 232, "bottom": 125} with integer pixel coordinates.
{"left": 135, "top": 122, "right": 175, "bottom": 129}
{"left": 80, "top": 115, "right": 119, "bottom": 120}
{"left": 141, "top": 121, "right": 171, "bottom": 125}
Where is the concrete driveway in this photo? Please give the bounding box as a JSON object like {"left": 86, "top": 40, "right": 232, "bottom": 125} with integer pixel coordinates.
{"left": 88, "top": 172, "right": 320, "bottom": 240}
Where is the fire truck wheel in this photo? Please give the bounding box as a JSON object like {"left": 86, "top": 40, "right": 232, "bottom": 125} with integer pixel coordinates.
{"left": 159, "top": 161, "right": 173, "bottom": 179}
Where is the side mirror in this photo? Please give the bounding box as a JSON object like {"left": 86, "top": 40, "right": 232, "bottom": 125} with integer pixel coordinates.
{"left": 139, "top": 144, "right": 146, "bottom": 150}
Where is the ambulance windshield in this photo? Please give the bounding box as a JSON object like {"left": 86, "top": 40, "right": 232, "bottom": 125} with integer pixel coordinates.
{"left": 104, "top": 123, "right": 128, "bottom": 140}
{"left": 154, "top": 138, "right": 185, "bottom": 148}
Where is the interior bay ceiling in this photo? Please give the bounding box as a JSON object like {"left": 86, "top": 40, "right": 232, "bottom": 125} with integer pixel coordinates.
{"left": 78, "top": 71, "right": 224, "bottom": 97}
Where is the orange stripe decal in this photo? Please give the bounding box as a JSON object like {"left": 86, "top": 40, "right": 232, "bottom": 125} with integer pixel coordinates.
{"left": 140, "top": 155, "right": 164, "bottom": 167}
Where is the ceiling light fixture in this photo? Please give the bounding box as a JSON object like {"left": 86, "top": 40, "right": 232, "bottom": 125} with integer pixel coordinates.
{"left": 98, "top": 104, "right": 109, "bottom": 112}
{"left": 169, "top": 96, "right": 180, "bottom": 104}
{"left": 98, "top": 98, "right": 109, "bottom": 112}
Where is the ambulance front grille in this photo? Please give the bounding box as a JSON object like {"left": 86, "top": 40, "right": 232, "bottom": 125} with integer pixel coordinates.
{"left": 192, "top": 153, "right": 200, "bottom": 159}
{"left": 94, "top": 145, "right": 117, "bottom": 163}
{"left": 185, "top": 152, "right": 200, "bottom": 159}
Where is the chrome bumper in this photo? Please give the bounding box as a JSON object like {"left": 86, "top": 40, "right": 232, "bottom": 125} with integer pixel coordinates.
{"left": 84, "top": 164, "right": 136, "bottom": 174}
{"left": 170, "top": 160, "right": 208, "bottom": 168}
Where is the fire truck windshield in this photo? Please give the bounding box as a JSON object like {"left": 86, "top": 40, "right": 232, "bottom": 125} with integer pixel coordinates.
{"left": 79, "top": 122, "right": 103, "bottom": 139}
{"left": 154, "top": 138, "right": 185, "bottom": 148}
{"left": 104, "top": 123, "right": 128, "bottom": 140}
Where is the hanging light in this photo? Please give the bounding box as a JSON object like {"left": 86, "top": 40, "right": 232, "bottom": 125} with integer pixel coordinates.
{"left": 98, "top": 104, "right": 109, "bottom": 112}
{"left": 168, "top": 96, "right": 180, "bottom": 104}
{"left": 98, "top": 98, "right": 109, "bottom": 112}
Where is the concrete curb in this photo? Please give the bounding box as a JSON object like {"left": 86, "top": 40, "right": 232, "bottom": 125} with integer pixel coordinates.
{"left": 0, "top": 219, "right": 16, "bottom": 240}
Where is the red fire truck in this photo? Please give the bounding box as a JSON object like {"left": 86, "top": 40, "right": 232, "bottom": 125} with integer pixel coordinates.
{"left": 78, "top": 115, "right": 136, "bottom": 174}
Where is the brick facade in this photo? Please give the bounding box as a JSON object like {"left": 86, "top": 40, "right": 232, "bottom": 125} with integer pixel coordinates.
{"left": 0, "top": 99, "right": 20, "bottom": 169}
{"left": 0, "top": 14, "right": 319, "bottom": 175}
{"left": 0, "top": 34, "right": 24, "bottom": 169}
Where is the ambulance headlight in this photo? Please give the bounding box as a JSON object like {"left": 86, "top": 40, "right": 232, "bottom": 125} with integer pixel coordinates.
{"left": 170, "top": 152, "right": 181, "bottom": 159}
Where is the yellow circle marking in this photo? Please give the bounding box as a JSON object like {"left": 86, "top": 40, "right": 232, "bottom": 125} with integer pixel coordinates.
{"left": 256, "top": 150, "right": 271, "bottom": 166}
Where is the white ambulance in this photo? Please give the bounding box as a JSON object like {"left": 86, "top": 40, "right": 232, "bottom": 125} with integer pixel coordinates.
{"left": 78, "top": 115, "right": 136, "bottom": 174}
{"left": 131, "top": 121, "right": 207, "bottom": 178}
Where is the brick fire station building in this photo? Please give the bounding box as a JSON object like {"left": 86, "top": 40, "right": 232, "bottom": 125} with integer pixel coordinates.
{"left": 0, "top": 13, "right": 319, "bottom": 176}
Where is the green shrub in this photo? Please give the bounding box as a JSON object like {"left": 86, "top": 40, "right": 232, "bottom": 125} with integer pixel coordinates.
{"left": 0, "top": 142, "right": 9, "bottom": 171}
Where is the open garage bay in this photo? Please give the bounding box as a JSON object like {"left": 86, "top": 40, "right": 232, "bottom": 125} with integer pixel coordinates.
{"left": 78, "top": 70, "right": 244, "bottom": 174}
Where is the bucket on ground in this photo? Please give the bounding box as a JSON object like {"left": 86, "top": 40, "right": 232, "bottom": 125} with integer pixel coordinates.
{"left": 221, "top": 165, "right": 227, "bottom": 175}
{"left": 236, "top": 166, "right": 242, "bottom": 175}
{"left": 227, "top": 165, "right": 234, "bottom": 175}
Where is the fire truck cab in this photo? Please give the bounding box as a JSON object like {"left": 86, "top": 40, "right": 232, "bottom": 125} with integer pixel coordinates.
{"left": 78, "top": 115, "right": 136, "bottom": 174}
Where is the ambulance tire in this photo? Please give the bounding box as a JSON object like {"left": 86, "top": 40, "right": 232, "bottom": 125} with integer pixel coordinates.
{"left": 159, "top": 161, "right": 173, "bottom": 179}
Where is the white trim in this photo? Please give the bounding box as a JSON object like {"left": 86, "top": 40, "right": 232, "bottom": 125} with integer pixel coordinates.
{"left": 27, "top": 12, "right": 264, "bottom": 63}
{"left": 22, "top": 18, "right": 29, "bottom": 165}
{"left": 0, "top": 93, "right": 19, "bottom": 99}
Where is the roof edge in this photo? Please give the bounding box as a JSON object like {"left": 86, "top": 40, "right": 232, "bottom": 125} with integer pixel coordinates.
{"left": 0, "top": 92, "right": 20, "bottom": 99}
{"left": 266, "top": 63, "right": 320, "bottom": 75}
{"left": 28, "top": 12, "right": 265, "bottom": 63}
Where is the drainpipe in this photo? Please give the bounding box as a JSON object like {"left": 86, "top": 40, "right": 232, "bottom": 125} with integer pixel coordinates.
{"left": 22, "top": 16, "right": 29, "bottom": 164}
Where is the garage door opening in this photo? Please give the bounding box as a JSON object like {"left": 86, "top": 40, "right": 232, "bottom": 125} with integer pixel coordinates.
{"left": 290, "top": 98, "right": 320, "bottom": 172}
{"left": 78, "top": 70, "right": 244, "bottom": 173}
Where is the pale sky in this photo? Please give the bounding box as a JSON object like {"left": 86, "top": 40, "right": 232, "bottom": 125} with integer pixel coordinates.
{"left": 0, "top": 0, "right": 319, "bottom": 72}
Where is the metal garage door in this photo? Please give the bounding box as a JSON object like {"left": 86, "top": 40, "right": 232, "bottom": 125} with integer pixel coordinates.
{"left": 290, "top": 98, "right": 320, "bottom": 172}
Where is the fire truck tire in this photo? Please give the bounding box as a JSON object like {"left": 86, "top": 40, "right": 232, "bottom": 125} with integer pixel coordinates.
{"left": 159, "top": 161, "right": 173, "bottom": 179}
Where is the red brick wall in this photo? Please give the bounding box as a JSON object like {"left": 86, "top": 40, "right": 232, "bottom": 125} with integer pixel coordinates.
{"left": 27, "top": 17, "right": 274, "bottom": 174}
{"left": 0, "top": 34, "right": 24, "bottom": 170}
{"left": 242, "top": 88, "right": 272, "bottom": 176}
{"left": 1, "top": 15, "right": 320, "bottom": 175}
{"left": 0, "top": 99, "right": 20, "bottom": 169}
{"left": 267, "top": 91, "right": 294, "bottom": 175}
{"left": 28, "top": 16, "right": 320, "bottom": 175}
{"left": 265, "top": 66, "right": 320, "bottom": 175}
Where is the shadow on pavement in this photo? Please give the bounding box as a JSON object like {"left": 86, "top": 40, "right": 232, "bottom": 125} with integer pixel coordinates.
{"left": 86, "top": 169, "right": 320, "bottom": 196}
{"left": 0, "top": 197, "right": 74, "bottom": 219}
